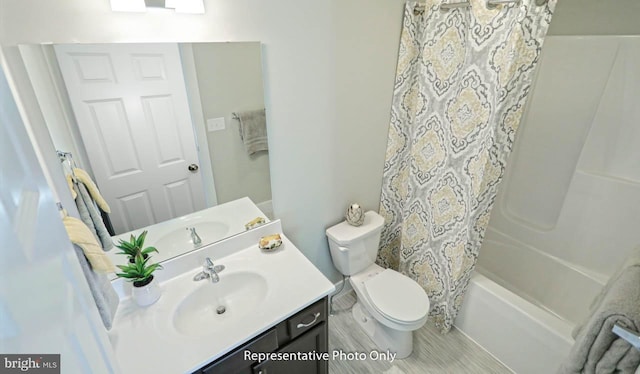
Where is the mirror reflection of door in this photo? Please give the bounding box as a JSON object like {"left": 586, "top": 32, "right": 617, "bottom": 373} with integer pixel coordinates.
{"left": 55, "top": 43, "right": 206, "bottom": 234}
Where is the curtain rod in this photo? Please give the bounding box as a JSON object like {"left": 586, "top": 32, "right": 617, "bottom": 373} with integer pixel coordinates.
{"left": 413, "top": 0, "right": 548, "bottom": 13}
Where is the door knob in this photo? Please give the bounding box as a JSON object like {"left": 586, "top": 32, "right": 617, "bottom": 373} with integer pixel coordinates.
{"left": 188, "top": 163, "right": 199, "bottom": 172}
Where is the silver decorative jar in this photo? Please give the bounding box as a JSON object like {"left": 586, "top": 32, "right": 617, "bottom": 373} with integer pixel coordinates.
{"left": 345, "top": 203, "right": 365, "bottom": 226}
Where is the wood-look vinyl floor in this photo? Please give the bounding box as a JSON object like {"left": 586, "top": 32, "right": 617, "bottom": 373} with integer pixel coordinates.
{"left": 328, "top": 291, "right": 513, "bottom": 374}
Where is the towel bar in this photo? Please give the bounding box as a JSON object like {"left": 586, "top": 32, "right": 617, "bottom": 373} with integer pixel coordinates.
{"left": 612, "top": 324, "right": 640, "bottom": 351}
{"left": 439, "top": 1, "right": 470, "bottom": 9}
{"left": 414, "top": 0, "right": 527, "bottom": 13}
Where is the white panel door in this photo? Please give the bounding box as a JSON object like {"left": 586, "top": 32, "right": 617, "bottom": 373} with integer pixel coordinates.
{"left": 0, "top": 64, "right": 117, "bottom": 372}
{"left": 54, "top": 43, "right": 206, "bottom": 234}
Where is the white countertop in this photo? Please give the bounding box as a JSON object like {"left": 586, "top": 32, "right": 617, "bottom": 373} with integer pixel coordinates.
{"left": 109, "top": 197, "right": 269, "bottom": 270}
{"left": 108, "top": 220, "right": 335, "bottom": 373}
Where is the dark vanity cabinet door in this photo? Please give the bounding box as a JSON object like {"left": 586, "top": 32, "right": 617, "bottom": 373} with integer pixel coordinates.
{"left": 201, "top": 330, "right": 278, "bottom": 374}
{"left": 252, "top": 323, "right": 327, "bottom": 374}
{"left": 198, "top": 297, "right": 328, "bottom": 374}
{"left": 285, "top": 299, "right": 325, "bottom": 341}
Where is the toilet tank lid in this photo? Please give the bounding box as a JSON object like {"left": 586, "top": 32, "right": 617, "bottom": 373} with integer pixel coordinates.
{"left": 326, "top": 211, "right": 385, "bottom": 245}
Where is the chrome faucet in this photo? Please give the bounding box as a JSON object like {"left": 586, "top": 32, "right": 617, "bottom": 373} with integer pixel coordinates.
{"left": 193, "top": 257, "right": 225, "bottom": 283}
{"left": 187, "top": 227, "right": 202, "bottom": 247}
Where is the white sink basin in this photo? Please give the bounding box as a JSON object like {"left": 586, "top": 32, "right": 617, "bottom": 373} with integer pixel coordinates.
{"left": 153, "top": 221, "right": 230, "bottom": 254}
{"left": 172, "top": 271, "right": 268, "bottom": 336}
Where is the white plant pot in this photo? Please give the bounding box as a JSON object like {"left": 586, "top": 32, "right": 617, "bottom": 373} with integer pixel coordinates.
{"left": 132, "top": 276, "right": 161, "bottom": 307}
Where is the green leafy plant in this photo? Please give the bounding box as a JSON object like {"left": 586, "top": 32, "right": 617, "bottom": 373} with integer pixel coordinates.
{"left": 114, "top": 230, "right": 163, "bottom": 287}
{"left": 114, "top": 230, "right": 158, "bottom": 262}
{"left": 115, "top": 254, "right": 163, "bottom": 287}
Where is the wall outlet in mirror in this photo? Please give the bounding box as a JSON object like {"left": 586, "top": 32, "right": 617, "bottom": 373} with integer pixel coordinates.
{"left": 207, "top": 117, "right": 226, "bottom": 132}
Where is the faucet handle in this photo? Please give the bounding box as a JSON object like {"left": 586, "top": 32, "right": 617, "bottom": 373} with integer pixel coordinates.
{"left": 213, "top": 264, "right": 225, "bottom": 273}
{"left": 204, "top": 257, "right": 214, "bottom": 269}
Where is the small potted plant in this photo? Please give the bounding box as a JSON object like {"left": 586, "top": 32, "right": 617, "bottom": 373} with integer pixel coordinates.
{"left": 114, "top": 230, "right": 157, "bottom": 263}
{"left": 114, "top": 231, "right": 163, "bottom": 306}
{"left": 116, "top": 253, "right": 163, "bottom": 306}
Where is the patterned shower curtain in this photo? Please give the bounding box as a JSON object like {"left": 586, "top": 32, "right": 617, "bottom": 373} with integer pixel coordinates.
{"left": 378, "top": 0, "right": 556, "bottom": 333}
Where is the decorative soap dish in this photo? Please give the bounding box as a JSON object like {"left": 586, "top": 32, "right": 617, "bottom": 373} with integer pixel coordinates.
{"left": 245, "top": 216, "right": 267, "bottom": 230}
{"left": 259, "top": 234, "right": 282, "bottom": 252}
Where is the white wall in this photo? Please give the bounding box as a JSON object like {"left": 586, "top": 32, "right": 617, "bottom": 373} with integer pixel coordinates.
{"left": 0, "top": 45, "right": 81, "bottom": 219}
{"left": 190, "top": 42, "right": 271, "bottom": 205}
{"left": 17, "top": 44, "right": 92, "bottom": 172}
{"left": 549, "top": 0, "right": 640, "bottom": 36}
{"left": 0, "top": 51, "right": 118, "bottom": 372}
{"left": 0, "top": 0, "right": 405, "bottom": 282}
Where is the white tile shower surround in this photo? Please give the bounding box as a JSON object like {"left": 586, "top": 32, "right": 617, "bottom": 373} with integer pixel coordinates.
{"left": 478, "top": 35, "right": 640, "bottom": 326}
{"left": 328, "top": 291, "right": 511, "bottom": 374}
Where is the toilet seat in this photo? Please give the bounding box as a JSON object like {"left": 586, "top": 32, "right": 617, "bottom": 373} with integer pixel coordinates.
{"left": 363, "top": 269, "right": 429, "bottom": 324}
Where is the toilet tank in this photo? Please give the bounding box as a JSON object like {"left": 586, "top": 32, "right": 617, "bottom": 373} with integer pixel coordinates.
{"left": 326, "top": 211, "right": 385, "bottom": 275}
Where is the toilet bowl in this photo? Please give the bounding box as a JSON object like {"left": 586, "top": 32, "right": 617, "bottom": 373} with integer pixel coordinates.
{"left": 349, "top": 264, "right": 429, "bottom": 358}
{"left": 326, "top": 211, "right": 430, "bottom": 358}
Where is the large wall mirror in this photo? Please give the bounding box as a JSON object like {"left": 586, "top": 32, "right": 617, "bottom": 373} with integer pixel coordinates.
{"left": 19, "top": 42, "right": 273, "bottom": 270}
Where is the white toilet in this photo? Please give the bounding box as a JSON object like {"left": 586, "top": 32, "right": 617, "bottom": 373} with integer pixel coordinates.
{"left": 326, "top": 211, "right": 430, "bottom": 358}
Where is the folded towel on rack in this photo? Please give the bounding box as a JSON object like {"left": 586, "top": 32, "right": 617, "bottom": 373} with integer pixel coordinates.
{"left": 67, "top": 169, "right": 115, "bottom": 236}
{"left": 71, "top": 243, "right": 119, "bottom": 330}
{"left": 63, "top": 214, "right": 115, "bottom": 273}
{"left": 235, "top": 109, "right": 268, "bottom": 155}
{"left": 66, "top": 174, "right": 77, "bottom": 199}
{"left": 559, "top": 246, "right": 640, "bottom": 373}
{"left": 71, "top": 168, "right": 110, "bottom": 213}
{"left": 72, "top": 182, "right": 113, "bottom": 251}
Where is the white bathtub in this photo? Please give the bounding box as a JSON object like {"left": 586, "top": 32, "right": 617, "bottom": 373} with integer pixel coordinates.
{"left": 478, "top": 227, "right": 605, "bottom": 325}
{"left": 455, "top": 273, "right": 574, "bottom": 374}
